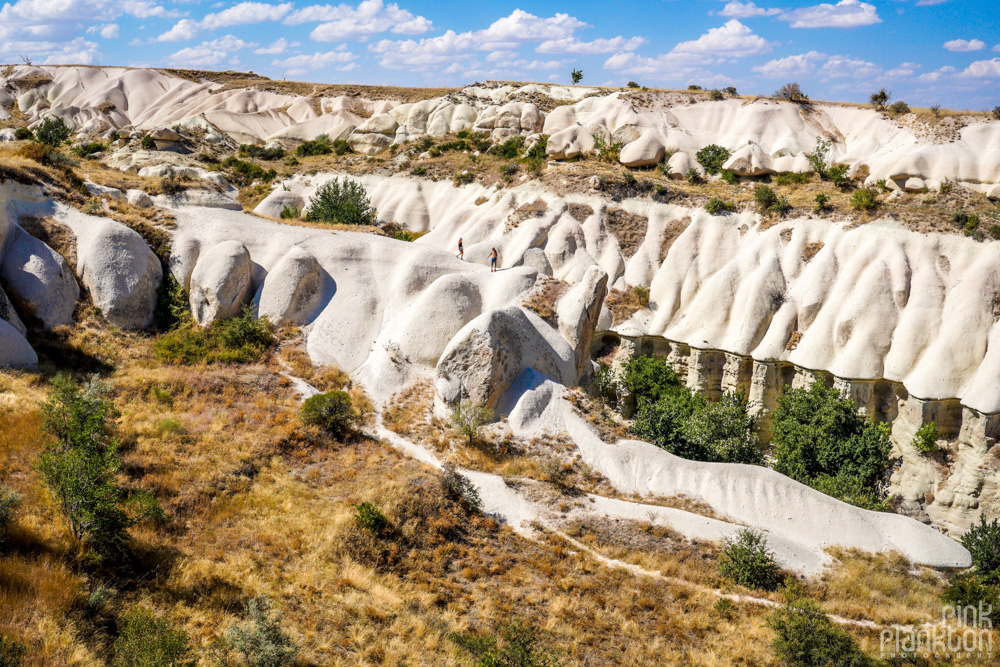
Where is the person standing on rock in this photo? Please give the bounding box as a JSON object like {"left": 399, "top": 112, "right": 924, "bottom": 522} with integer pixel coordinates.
{"left": 490, "top": 247, "right": 499, "bottom": 272}
{"left": 457, "top": 237, "right": 464, "bottom": 260}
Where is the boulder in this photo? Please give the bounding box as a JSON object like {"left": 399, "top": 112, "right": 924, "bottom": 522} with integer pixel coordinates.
{"left": 546, "top": 124, "right": 595, "bottom": 160}
{"left": 74, "top": 218, "right": 162, "bottom": 329}
{"left": 612, "top": 124, "right": 643, "bottom": 146}
{"left": 255, "top": 247, "right": 323, "bottom": 325}
{"left": 988, "top": 184, "right": 1000, "bottom": 202}
{"left": 0, "top": 227, "right": 79, "bottom": 328}
{"left": 0, "top": 128, "right": 15, "bottom": 142}
{"left": 153, "top": 189, "right": 242, "bottom": 210}
{"left": 556, "top": 266, "right": 608, "bottom": 377}
{"left": 138, "top": 164, "right": 201, "bottom": 180}
{"left": 253, "top": 190, "right": 306, "bottom": 219}
{"left": 188, "top": 241, "right": 253, "bottom": 325}
{"left": 0, "top": 285, "right": 26, "bottom": 335}
{"left": 149, "top": 127, "right": 181, "bottom": 150}
{"left": 903, "top": 177, "right": 926, "bottom": 192}
{"left": 434, "top": 306, "right": 577, "bottom": 410}
{"left": 346, "top": 131, "right": 392, "bottom": 156}
{"left": 84, "top": 182, "right": 125, "bottom": 200}
{"left": 620, "top": 134, "right": 665, "bottom": 168}
{"left": 519, "top": 247, "right": 553, "bottom": 276}
{"left": 355, "top": 113, "right": 399, "bottom": 135}
{"left": 126, "top": 189, "right": 153, "bottom": 208}
{"left": 723, "top": 143, "right": 775, "bottom": 177}
{"left": 667, "top": 152, "right": 702, "bottom": 179}
{"left": 0, "top": 319, "right": 36, "bottom": 368}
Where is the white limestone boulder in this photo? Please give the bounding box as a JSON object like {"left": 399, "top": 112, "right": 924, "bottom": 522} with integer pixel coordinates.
{"left": 188, "top": 240, "right": 253, "bottom": 325}
{"left": 620, "top": 134, "right": 665, "bottom": 168}
{"left": 73, "top": 218, "right": 162, "bottom": 329}
{"left": 0, "top": 227, "right": 78, "bottom": 328}
{"left": 126, "top": 189, "right": 153, "bottom": 208}
{"left": 987, "top": 184, "right": 1000, "bottom": 201}
{"left": 153, "top": 189, "right": 242, "bottom": 210}
{"left": 0, "top": 286, "right": 26, "bottom": 336}
{"left": 546, "top": 124, "right": 595, "bottom": 160}
{"left": 556, "top": 266, "right": 609, "bottom": 377}
{"left": 347, "top": 131, "right": 392, "bottom": 156}
{"left": 0, "top": 319, "right": 36, "bottom": 367}
{"left": 254, "top": 190, "right": 306, "bottom": 219}
{"left": 723, "top": 143, "right": 775, "bottom": 177}
{"left": 254, "top": 246, "right": 323, "bottom": 325}
{"left": 434, "top": 306, "right": 578, "bottom": 410}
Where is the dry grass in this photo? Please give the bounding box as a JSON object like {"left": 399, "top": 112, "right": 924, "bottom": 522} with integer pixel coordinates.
{"left": 604, "top": 208, "right": 650, "bottom": 258}
{"left": 604, "top": 286, "right": 649, "bottom": 325}
{"left": 520, "top": 275, "right": 568, "bottom": 327}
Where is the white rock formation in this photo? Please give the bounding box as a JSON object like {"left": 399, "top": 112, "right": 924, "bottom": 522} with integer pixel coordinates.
{"left": 0, "top": 226, "right": 79, "bottom": 328}
{"left": 254, "top": 246, "right": 323, "bottom": 325}
{"left": 188, "top": 240, "right": 253, "bottom": 325}
{"left": 0, "top": 319, "right": 36, "bottom": 367}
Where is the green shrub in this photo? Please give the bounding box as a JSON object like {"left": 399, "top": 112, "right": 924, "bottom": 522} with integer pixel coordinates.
{"left": 627, "top": 81, "right": 640, "bottom": 89}
{"left": 571, "top": 68, "right": 583, "bottom": 84}
{"left": 153, "top": 273, "right": 189, "bottom": 332}
{"left": 494, "top": 135, "right": 526, "bottom": 160}
{"left": 806, "top": 138, "right": 831, "bottom": 175}
{"left": 72, "top": 142, "right": 107, "bottom": 158}
{"left": 704, "top": 198, "right": 735, "bottom": 214}
{"left": 962, "top": 515, "right": 1000, "bottom": 584}
{"left": 774, "top": 82, "right": 807, "bottom": 102}
{"left": 719, "top": 528, "right": 782, "bottom": 590}
{"left": 771, "top": 381, "right": 892, "bottom": 507}
{"left": 620, "top": 355, "right": 680, "bottom": 408}
{"left": 870, "top": 88, "right": 890, "bottom": 111}
{"left": 441, "top": 463, "right": 482, "bottom": 514}
{"left": 687, "top": 84, "right": 702, "bottom": 91}
{"left": 912, "top": 423, "right": 939, "bottom": 455}
{"left": 0, "top": 636, "right": 26, "bottom": 667}
{"left": 453, "top": 171, "right": 475, "bottom": 186}
{"left": 279, "top": 204, "right": 300, "bottom": 219}
{"left": 300, "top": 391, "right": 357, "bottom": 438}
{"left": 594, "top": 136, "right": 623, "bottom": 164}
{"left": 695, "top": 144, "right": 731, "bottom": 175}
{"left": 453, "top": 619, "right": 558, "bottom": 667}
{"left": 304, "top": 177, "right": 377, "bottom": 225}
{"left": 353, "top": 502, "right": 388, "bottom": 535}
{"left": 808, "top": 473, "right": 891, "bottom": 512}
{"left": 222, "top": 597, "right": 298, "bottom": 667}
{"left": 140, "top": 134, "right": 156, "bottom": 151}
{"left": 239, "top": 144, "right": 285, "bottom": 161}
{"left": 888, "top": 100, "right": 910, "bottom": 115}
{"left": 941, "top": 573, "right": 1000, "bottom": 619}
{"left": 827, "top": 163, "right": 851, "bottom": 188}
{"left": 993, "top": 106, "right": 1000, "bottom": 121}
{"left": 13, "top": 127, "right": 33, "bottom": 141}
{"left": 451, "top": 402, "right": 494, "bottom": 447}
{"left": 767, "top": 599, "right": 875, "bottom": 667}
{"left": 988, "top": 224, "right": 1000, "bottom": 240}
{"left": 113, "top": 607, "right": 193, "bottom": 667}
{"left": 709, "top": 88, "right": 724, "bottom": 101}
{"left": 0, "top": 485, "right": 19, "bottom": 545}
{"left": 296, "top": 134, "right": 332, "bottom": 157}
{"left": 218, "top": 157, "right": 276, "bottom": 187}
{"left": 723, "top": 86, "right": 738, "bottom": 97}
{"left": 719, "top": 169, "right": 738, "bottom": 185}
{"left": 34, "top": 116, "right": 71, "bottom": 146}
{"left": 954, "top": 210, "right": 981, "bottom": 236}
{"left": 38, "top": 377, "right": 160, "bottom": 559}
{"left": 685, "top": 167, "right": 703, "bottom": 184}
{"left": 411, "top": 165, "right": 426, "bottom": 176}
{"left": 155, "top": 308, "right": 275, "bottom": 365}
{"left": 754, "top": 185, "right": 778, "bottom": 211}
{"left": 393, "top": 230, "right": 414, "bottom": 242}
{"left": 814, "top": 193, "right": 830, "bottom": 212}
{"left": 774, "top": 172, "right": 810, "bottom": 186}
{"left": 849, "top": 187, "right": 879, "bottom": 212}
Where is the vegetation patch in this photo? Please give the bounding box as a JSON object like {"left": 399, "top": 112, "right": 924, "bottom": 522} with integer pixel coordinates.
{"left": 154, "top": 308, "right": 275, "bottom": 365}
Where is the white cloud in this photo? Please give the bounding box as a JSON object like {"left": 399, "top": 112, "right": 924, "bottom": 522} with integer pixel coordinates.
{"left": 156, "top": 18, "right": 199, "bottom": 42}
{"left": 779, "top": 0, "right": 880, "bottom": 29}
{"left": 121, "top": 0, "right": 178, "bottom": 19}
{"left": 884, "top": 61, "right": 920, "bottom": 77}
{"left": 943, "top": 39, "right": 985, "bottom": 52}
{"left": 254, "top": 37, "right": 299, "bottom": 55}
{"left": 370, "top": 29, "right": 474, "bottom": 69}
{"left": 719, "top": 1, "right": 782, "bottom": 18}
{"left": 919, "top": 65, "right": 956, "bottom": 82}
{"left": 87, "top": 23, "right": 120, "bottom": 39}
{"left": 168, "top": 35, "right": 257, "bottom": 67}
{"left": 287, "top": 0, "right": 433, "bottom": 41}
{"left": 0, "top": 0, "right": 175, "bottom": 41}
{"left": 536, "top": 36, "right": 645, "bottom": 54}
{"left": 820, "top": 55, "right": 881, "bottom": 78}
{"left": 753, "top": 51, "right": 825, "bottom": 77}
{"left": 200, "top": 2, "right": 293, "bottom": 29}
{"left": 0, "top": 35, "right": 100, "bottom": 64}
{"left": 672, "top": 19, "right": 774, "bottom": 57}
{"left": 272, "top": 49, "right": 359, "bottom": 70}
{"left": 959, "top": 58, "right": 1000, "bottom": 78}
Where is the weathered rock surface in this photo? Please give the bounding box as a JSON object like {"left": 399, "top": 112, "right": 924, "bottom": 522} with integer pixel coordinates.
{"left": 557, "top": 266, "right": 608, "bottom": 377}
{"left": 0, "top": 318, "right": 36, "bottom": 367}
{"left": 253, "top": 190, "right": 306, "bottom": 219}
{"left": 255, "top": 246, "right": 323, "bottom": 325}
{"left": 0, "top": 226, "right": 78, "bottom": 328}
{"left": 188, "top": 240, "right": 253, "bottom": 325}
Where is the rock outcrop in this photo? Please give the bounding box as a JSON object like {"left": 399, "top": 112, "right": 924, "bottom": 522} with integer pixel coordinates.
{"left": 0, "top": 319, "right": 36, "bottom": 367}
{"left": 255, "top": 246, "right": 323, "bottom": 325}
{"left": 188, "top": 240, "right": 253, "bottom": 325}
{"left": 557, "top": 266, "right": 608, "bottom": 378}
{"left": 0, "top": 226, "right": 79, "bottom": 328}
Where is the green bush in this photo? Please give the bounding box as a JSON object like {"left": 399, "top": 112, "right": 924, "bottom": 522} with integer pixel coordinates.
{"left": 627, "top": 81, "right": 640, "bottom": 89}
{"left": 767, "top": 599, "right": 875, "bottom": 667}
{"left": 688, "top": 84, "right": 703, "bottom": 91}
{"left": 494, "top": 135, "right": 526, "bottom": 160}
{"left": 441, "top": 462, "right": 482, "bottom": 514}
{"left": 685, "top": 167, "right": 703, "bottom": 184}
{"left": 304, "top": 177, "right": 377, "bottom": 225}
{"left": 453, "top": 171, "right": 475, "bottom": 186}
{"left": 774, "top": 172, "right": 810, "bottom": 186}
{"left": 571, "top": 68, "right": 583, "bottom": 84}
{"left": 941, "top": 573, "right": 1000, "bottom": 618}
{"left": 912, "top": 422, "right": 939, "bottom": 455}
{"left": 709, "top": 88, "right": 724, "bottom": 101}
{"left": 888, "top": 100, "right": 910, "bottom": 115}
{"left": 849, "top": 187, "right": 879, "bottom": 212}
{"left": 0, "top": 485, "right": 20, "bottom": 545}
{"left": 72, "top": 142, "right": 107, "bottom": 158}
{"left": 239, "top": 144, "right": 285, "bottom": 161}
{"left": 393, "top": 230, "right": 414, "bottom": 242}
{"left": 719, "top": 528, "right": 782, "bottom": 590}
{"left": 113, "top": 607, "right": 193, "bottom": 667}
{"left": 34, "top": 116, "right": 71, "bottom": 146}
{"left": 619, "top": 355, "right": 680, "bottom": 408}
{"left": 774, "top": 82, "right": 807, "bottom": 102}
{"left": 723, "top": 86, "right": 738, "bottom": 96}
{"left": 962, "top": 515, "right": 1000, "bottom": 585}
{"left": 218, "top": 157, "right": 276, "bottom": 187}
{"left": 989, "top": 223, "right": 1000, "bottom": 240}
{"left": 704, "top": 198, "right": 735, "bottom": 214}
{"left": 808, "top": 473, "right": 890, "bottom": 512}
{"left": 953, "top": 210, "right": 980, "bottom": 236}
{"left": 155, "top": 308, "right": 275, "bottom": 365}
{"left": 300, "top": 391, "right": 357, "bottom": 438}
{"left": 140, "top": 134, "right": 156, "bottom": 150}
{"left": 754, "top": 185, "right": 778, "bottom": 211}
{"left": 453, "top": 619, "right": 558, "bottom": 667}
{"left": 594, "top": 136, "right": 623, "bottom": 164}
{"left": 719, "top": 169, "right": 739, "bottom": 185}
{"left": 296, "top": 134, "right": 333, "bottom": 157}
{"left": 814, "top": 193, "right": 830, "bottom": 212}
{"left": 451, "top": 402, "right": 494, "bottom": 447}
{"left": 13, "top": 127, "right": 33, "bottom": 141}
{"left": 695, "top": 144, "right": 731, "bottom": 175}
{"left": 870, "top": 89, "right": 889, "bottom": 111}
{"left": 993, "top": 106, "right": 1000, "bottom": 121}
{"left": 222, "top": 597, "right": 298, "bottom": 667}
{"left": 0, "top": 636, "right": 26, "bottom": 667}
{"left": 153, "top": 273, "right": 189, "bottom": 332}
{"left": 279, "top": 204, "right": 300, "bottom": 219}
{"left": 353, "top": 502, "right": 388, "bottom": 535}
{"left": 771, "top": 380, "right": 892, "bottom": 507}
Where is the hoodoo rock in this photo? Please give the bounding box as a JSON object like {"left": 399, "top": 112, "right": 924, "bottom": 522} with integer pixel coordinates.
{"left": 188, "top": 240, "right": 253, "bottom": 325}
{"left": 255, "top": 246, "right": 323, "bottom": 326}
{"left": 0, "top": 226, "right": 79, "bottom": 328}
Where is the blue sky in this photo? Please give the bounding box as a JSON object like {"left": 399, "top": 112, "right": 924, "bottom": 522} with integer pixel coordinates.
{"left": 1, "top": 0, "right": 999, "bottom": 109}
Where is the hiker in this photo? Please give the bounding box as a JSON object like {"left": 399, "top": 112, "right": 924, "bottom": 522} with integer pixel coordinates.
{"left": 457, "top": 237, "right": 464, "bottom": 260}
{"left": 490, "top": 247, "right": 499, "bottom": 272}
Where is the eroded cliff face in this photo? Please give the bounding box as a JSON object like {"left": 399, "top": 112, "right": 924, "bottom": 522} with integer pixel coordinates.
{"left": 599, "top": 332, "right": 1000, "bottom": 536}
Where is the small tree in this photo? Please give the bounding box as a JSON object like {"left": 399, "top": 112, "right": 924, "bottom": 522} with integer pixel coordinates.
{"left": 304, "top": 177, "right": 377, "bottom": 226}
{"left": 869, "top": 88, "right": 890, "bottom": 111}
{"left": 767, "top": 599, "right": 875, "bottom": 667}
{"left": 626, "top": 81, "right": 640, "bottom": 89}
{"left": 849, "top": 187, "right": 879, "bottom": 212}
{"left": 719, "top": 528, "right": 782, "bottom": 591}
{"left": 709, "top": 88, "right": 724, "bottom": 101}
{"left": 33, "top": 116, "right": 71, "bottom": 147}
{"left": 704, "top": 198, "right": 735, "bottom": 214}
{"left": 113, "top": 607, "right": 194, "bottom": 667}
{"left": 912, "top": 423, "right": 939, "bottom": 455}
{"left": 300, "top": 391, "right": 357, "bottom": 439}
{"left": 451, "top": 401, "right": 494, "bottom": 447}
{"left": 774, "top": 82, "right": 807, "bottom": 102}
{"left": 441, "top": 462, "right": 482, "bottom": 514}
{"left": 0, "top": 636, "right": 26, "bottom": 667}
{"left": 993, "top": 106, "right": 1000, "bottom": 120}
{"left": 962, "top": 516, "right": 1000, "bottom": 585}
{"left": 222, "top": 597, "right": 298, "bottom": 667}
{"left": 570, "top": 68, "right": 583, "bottom": 84}
{"left": 695, "top": 144, "right": 731, "bottom": 175}
{"left": 814, "top": 193, "right": 830, "bottom": 212}
{"left": 723, "top": 86, "right": 738, "bottom": 96}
